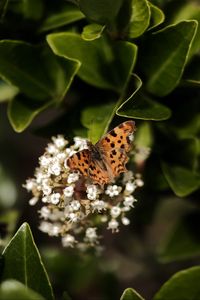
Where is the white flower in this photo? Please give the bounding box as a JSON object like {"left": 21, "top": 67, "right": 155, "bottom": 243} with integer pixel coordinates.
{"left": 49, "top": 223, "right": 61, "bottom": 236}
{"left": 24, "top": 179, "right": 36, "bottom": 191}
{"left": 42, "top": 185, "right": 52, "bottom": 196}
{"left": 73, "top": 137, "right": 88, "bottom": 150}
{"left": 52, "top": 135, "right": 68, "bottom": 149}
{"left": 123, "top": 195, "right": 137, "bottom": 207}
{"left": 39, "top": 221, "right": 52, "bottom": 233}
{"left": 108, "top": 219, "right": 119, "bottom": 232}
{"left": 68, "top": 212, "right": 78, "bottom": 223}
{"left": 29, "top": 197, "right": 38, "bottom": 206}
{"left": 67, "top": 173, "right": 79, "bottom": 184}
{"left": 39, "top": 155, "right": 51, "bottom": 167}
{"left": 86, "top": 184, "right": 99, "bottom": 200}
{"left": 62, "top": 234, "right": 77, "bottom": 248}
{"left": 70, "top": 200, "right": 81, "bottom": 211}
{"left": 91, "top": 200, "right": 106, "bottom": 212}
{"left": 110, "top": 206, "right": 121, "bottom": 218}
{"left": 105, "top": 185, "right": 122, "bottom": 197}
{"left": 121, "top": 217, "right": 130, "bottom": 225}
{"left": 85, "top": 227, "right": 98, "bottom": 242}
{"left": 63, "top": 186, "right": 74, "bottom": 198}
{"left": 125, "top": 181, "right": 136, "bottom": 194}
{"left": 46, "top": 143, "right": 58, "bottom": 155}
{"left": 48, "top": 159, "right": 61, "bottom": 176}
{"left": 50, "top": 193, "right": 61, "bottom": 205}
{"left": 40, "top": 206, "right": 51, "bottom": 219}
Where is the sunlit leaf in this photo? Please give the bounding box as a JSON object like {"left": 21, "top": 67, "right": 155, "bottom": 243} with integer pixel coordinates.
{"left": 81, "top": 24, "right": 105, "bottom": 40}
{"left": 148, "top": 2, "right": 165, "bottom": 30}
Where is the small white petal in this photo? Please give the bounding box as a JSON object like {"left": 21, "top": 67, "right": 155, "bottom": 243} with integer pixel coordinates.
{"left": 29, "top": 197, "right": 38, "bottom": 206}
{"left": 62, "top": 234, "right": 76, "bottom": 247}
{"left": 64, "top": 186, "right": 74, "bottom": 198}
{"left": 121, "top": 217, "right": 130, "bottom": 225}
{"left": 50, "top": 193, "right": 60, "bottom": 205}
{"left": 110, "top": 206, "right": 121, "bottom": 218}
{"left": 70, "top": 200, "right": 81, "bottom": 211}
{"left": 107, "top": 219, "right": 119, "bottom": 232}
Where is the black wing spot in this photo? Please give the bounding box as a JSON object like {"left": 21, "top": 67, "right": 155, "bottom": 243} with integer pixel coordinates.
{"left": 126, "top": 136, "right": 130, "bottom": 143}
{"left": 84, "top": 168, "right": 88, "bottom": 173}
{"left": 85, "top": 160, "right": 89, "bottom": 164}
{"left": 117, "top": 140, "right": 121, "bottom": 143}
{"left": 105, "top": 137, "right": 110, "bottom": 142}
{"left": 110, "top": 154, "right": 113, "bottom": 158}
{"left": 82, "top": 163, "right": 85, "bottom": 166}
{"left": 111, "top": 142, "right": 115, "bottom": 148}
{"left": 111, "top": 160, "right": 115, "bottom": 164}
{"left": 112, "top": 150, "right": 117, "bottom": 155}
{"left": 110, "top": 130, "right": 117, "bottom": 137}
{"left": 77, "top": 152, "right": 81, "bottom": 160}
{"left": 120, "top": 144, "right": 125, "bottom": 149}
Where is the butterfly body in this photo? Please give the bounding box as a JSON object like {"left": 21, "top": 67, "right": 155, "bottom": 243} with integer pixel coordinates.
{"left": 67, "top": 120, "right": 135, "bottom": 185}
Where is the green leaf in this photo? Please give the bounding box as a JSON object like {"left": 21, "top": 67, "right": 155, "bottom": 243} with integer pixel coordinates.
{"left": 81, "top": 102, "right": 116, "bottom": 143}
{"left": 40, "top": 3, "right": 84, "bottom": 32}
{"left": 117, "top": 89, "right": 171, "bottom": 120}
{"left": 128, "top": 0, "right": 150, "bottom": 38}
{"left": 0, "top": 280, "right": 45, "bottom": 300}
{"left": 161, "top": 162, "right": 200, "bottom": 197}
{"left": 153, "top": 266, "right": 200, "bottom": 300}
{"left": 139, "top": 21, "right": 197, "bottom": 96}
{"left": 82, "top": 24, "right": 105, "bottom": 41}
{"left": 134, "top": 122, "right": 153, "bottom": 148}
{"left": 47, "top": 33, "right": 137, "bottom": 92}
{"left": 7, "top": 95, "right": 52, "bottom": 132}
{"left": 0, "top": 41, "right": 79, "bottom": 102}
{"left": 158, "top": 211, "right": 200, "bottom": 262}
{"left": 2, "top": 223, "right": 54, "bottom": 300}
{"left": 0, "top": 210, "right": 19, "bottom": 247}
{"left": 120, "top": 288, "right": 145, "bottom": 300}
{"left": 171, "top": 3, "right": 200, "bottom": 58}
{"left": 0, "top": 81, "right": 18, "bottom": 102}
{"left": 79, "top": 0, "right": 123, "bottom": 25}
{"left": 148, "top": 2, "right": 165, "bottom": 30}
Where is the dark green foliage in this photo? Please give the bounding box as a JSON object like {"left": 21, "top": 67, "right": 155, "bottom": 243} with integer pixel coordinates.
{"left": 0, "top": 0, "right": 200, "bottom": 299}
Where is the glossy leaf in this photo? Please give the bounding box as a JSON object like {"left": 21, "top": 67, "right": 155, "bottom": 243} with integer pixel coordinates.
{"left": 0, "top": 0, "right": 9, "bottom": 21}
{"left": 47, "top": 33, "right": 137, "bottom": 92}
{"left": 120, "top": 288, "right": 145, "bottom": 300}
{"left": 81, "top": 102, "right": 116, "bottom": 143}
{"left": 2, "top": 223, "right": 54, "bottom": 300}
{"left": 148, "top": 2, "right": 165, "bottom": 30}
{"left": 81, "top": 24, "right": 105, "bottom": 41}
{"left": 171, "top": 2, "right": 200, "bottom": 58}
{"left": 7, "top": 96, "right": 52, "bottom": 132}
{"left": 153, "top": 266, "right": 200, "bottom": 300}
{"left": 162, "top": 162, "right": 200, "bottom": 197}
{"left": 128, "top": 0, "right": 150, "bottom": 38}
{"left": 40, "top": 3, "right": 84, "bottom": 32}
{"left": 0, "top": 41, "right": 79, "bottom": 102}
{"left": 139, "top": 21, "right": 197, "bottom": 96}
{"left": 0, "top": 280, "right": 45, "bottom": 300}
{"left": 79, "top": 0, "right": 123, "bottom": 25}
{"left": 117, "top": 90, "right": 171, "bottom": 120}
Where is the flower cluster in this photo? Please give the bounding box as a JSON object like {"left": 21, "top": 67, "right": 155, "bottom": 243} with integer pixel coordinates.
{"left": 24, "top": 135, "right": 144, "bottom": 250}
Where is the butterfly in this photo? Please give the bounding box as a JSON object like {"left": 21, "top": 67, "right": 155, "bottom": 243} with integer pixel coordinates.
{"left": 67, "top": 120, "right": 136, "bottom": 186}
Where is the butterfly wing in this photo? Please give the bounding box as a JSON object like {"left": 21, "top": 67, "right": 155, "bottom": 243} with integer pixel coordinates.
{"left": 88, "top": 159, "right": 110, "bottom": 185}
{"left": 96, "top": 120, "right": 135, "bottom": 178}
{"left": 67, "top": 149, "right": 91, "bottom": 177}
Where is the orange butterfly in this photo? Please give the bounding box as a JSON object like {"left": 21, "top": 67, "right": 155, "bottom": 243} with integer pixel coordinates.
{"left": 67, "top": 120, "right": 136, "bottom": 185}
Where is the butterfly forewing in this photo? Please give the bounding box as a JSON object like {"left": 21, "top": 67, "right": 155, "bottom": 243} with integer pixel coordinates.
{"left": 67, "top": 149, "right": 91, "bottom": 177}
{"left": 96, "top": 120, "right": 135, "bottom": 178}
